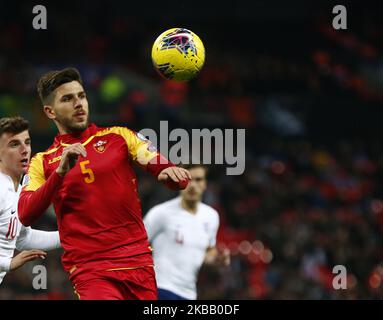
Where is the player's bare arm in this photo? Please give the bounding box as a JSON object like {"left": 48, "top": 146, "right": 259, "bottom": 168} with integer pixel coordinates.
{"left": 56, "top": 143, "right": 87, "bottom": 177}
{"left": 10, "top": 249, "right": 47, "bottom": 271}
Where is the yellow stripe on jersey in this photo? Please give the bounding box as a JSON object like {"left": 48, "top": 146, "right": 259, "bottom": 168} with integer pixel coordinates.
{"left": 60, "top": 135, "right": 95, "bottom": 148}
{"left": 43, "top": 146, "right": 60, "bottom": 155}
{"left": 24, "top": 152, "right": 46, "bottom": 192}
{"left": 58, "top": 127, "right": 158, "bottom": 165}
{"left": 105, "top": 265, "right": 154, "bottom": 271}
{"left": 97, "top": 127, "right": 159, "bottom": 165}
{"left": 73, "top": 285, "right": 81, "bottom": 300}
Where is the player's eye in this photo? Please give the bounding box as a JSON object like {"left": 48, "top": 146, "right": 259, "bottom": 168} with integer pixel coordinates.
{"left": 62, "top": 96, "right": 71, "bottom": 102}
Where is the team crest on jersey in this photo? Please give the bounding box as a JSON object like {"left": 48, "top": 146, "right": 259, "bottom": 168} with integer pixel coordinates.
{"left": 136, "top": 132, "right": 148, "bottom": 142}
{"left": 93, "top": 140, "right": 108, "bottom": 153}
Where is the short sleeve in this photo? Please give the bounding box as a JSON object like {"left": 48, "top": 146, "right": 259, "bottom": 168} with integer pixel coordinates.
{"left": 115, "top": 127, "right": 159, "bottom": 165}
{"left": 23, "top": 153, "right": 46, "bottom": 192}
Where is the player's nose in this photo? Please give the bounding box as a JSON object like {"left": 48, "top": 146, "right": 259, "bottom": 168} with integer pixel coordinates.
{"left": 74, "top": 102, "right": 83, "bottom": 109}
{"left": 73, "top": 96, "right": 83, "bottom": 108}
{"left": 20, "top": 144, "right": 29, "bottom": 155}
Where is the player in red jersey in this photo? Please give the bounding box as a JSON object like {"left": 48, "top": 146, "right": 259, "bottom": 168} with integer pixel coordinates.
{"left": 18, "top": 68, "right": 191, "bottom": 300}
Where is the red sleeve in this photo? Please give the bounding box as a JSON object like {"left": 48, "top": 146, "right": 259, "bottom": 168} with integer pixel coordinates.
{"left": 109, "top": 127, "right": 189, "bottom": 190}
{"left": 146, "top": 154, "right": 174, "bottom": 177}
{"left": 18, "top": 172, "right": 64, "bottom": 226}
{"left": 146, "top": 154, "right": 189, "bottom": 190}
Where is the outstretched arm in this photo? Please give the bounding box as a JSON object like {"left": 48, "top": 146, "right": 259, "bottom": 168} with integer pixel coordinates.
{"left": 122, "top": 128, "right": 191, "bottom": 190}
{"left": 16, "top": 225, "right": 61, "bottom": 251}
{"left": 0, "top": 250, "right": 47, "bottom": 272}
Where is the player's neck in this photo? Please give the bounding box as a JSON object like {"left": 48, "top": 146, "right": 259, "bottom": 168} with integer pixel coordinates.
{"left": 57, "top": 124, "right": 69, "bottom": 135}
{"left": 181, "top": 198, "right": 199, "bottom": 214}
{"left": 57, "top": 124, "right": 73, "bottom": 135}
{"left": 56, "top": 123, "right": 81, "bottom": 136}
{"left": 57, "top": 125, "right": 87, "bottom": 136}
{"left": 0, "top": 166, "right": 20, "bottom": 191}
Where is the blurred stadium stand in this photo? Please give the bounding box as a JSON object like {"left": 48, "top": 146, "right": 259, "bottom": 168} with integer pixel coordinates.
{"left": 1, "top": 0, "right": 383, "bottom": 299}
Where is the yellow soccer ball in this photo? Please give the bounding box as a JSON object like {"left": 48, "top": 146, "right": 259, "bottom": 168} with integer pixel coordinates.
{"left": 151, "top": 28, "right": 205, "bottom": 81}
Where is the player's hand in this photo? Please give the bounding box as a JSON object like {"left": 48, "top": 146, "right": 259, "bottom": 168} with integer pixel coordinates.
{"left": 215, "top": 248, "right": 231, "bottom": 267}
{"left": 56, "top": 143, "right": 87, "bottom": 177}
{"left": 158, "top": 167, "right": 191, "bottom": 190}
{"left": 10, "top": 250, "right": 47, "bottom": 271}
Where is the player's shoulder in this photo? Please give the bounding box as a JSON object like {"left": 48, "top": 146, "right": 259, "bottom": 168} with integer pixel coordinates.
{"left": 199, "top": 202, "right": 219, "bottom": 222}
{"left": 0, "top": 172, "right": 12, "bottom": 191}
{"left": 0, "top": 172, "right": 8, "bottom": 185}
{"left": 0, "top": 173, "right": 12, "bottom": 207}
{"left": 0, "top": 174, "right": 7, "bottom": 202}
{"left": 95, "top": 126, "right": 146, "bottom": 141}
{"left": 32, "top": 143, "right": 60, "bottom": 161}
{"left": 96, "top": 125, "right": 134, "bottom": 135}
{"left": 163, "top": 197, "right": 183, "bottom": 208}
{"left": 148, "top": 197, "right": 180, "bottom": 214}
{"left": 29, "top": 150, "right": 51, "bottom": 166}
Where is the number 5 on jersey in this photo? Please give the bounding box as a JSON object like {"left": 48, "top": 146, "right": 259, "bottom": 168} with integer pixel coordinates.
{"left": 80, "top": 160, "right": 95, "bottom": 184}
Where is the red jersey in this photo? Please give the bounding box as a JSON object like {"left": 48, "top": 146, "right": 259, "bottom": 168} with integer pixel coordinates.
{"left": 18, "top": 124, "right": 179, "bottom": 275}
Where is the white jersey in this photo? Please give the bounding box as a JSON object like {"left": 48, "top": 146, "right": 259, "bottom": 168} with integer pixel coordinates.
{"left": 144, "top": 197, "right": 219, "bottom": 300}
{"left": 0, "top": 172, "right": 60, "bottom": 284}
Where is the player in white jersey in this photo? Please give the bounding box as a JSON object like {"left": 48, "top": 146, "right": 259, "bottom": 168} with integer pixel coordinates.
{"left": 144, "top": 164, "right": 230, "bottom": 300}
{"left": 0, "top": 117, "right": 61, "bottom": 284}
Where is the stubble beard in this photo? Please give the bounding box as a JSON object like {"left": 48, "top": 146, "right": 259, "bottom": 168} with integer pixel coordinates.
{"left": 59, "top": 114, "right": 89, "bottom": 134}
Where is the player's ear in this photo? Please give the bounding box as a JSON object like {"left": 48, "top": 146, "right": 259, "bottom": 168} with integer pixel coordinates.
{"left": 43, "top": 105, "right": 56, "bottom": 120}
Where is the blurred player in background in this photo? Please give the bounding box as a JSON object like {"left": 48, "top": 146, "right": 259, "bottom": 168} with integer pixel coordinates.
{"left": 18, "top": 68, "right": 191, "bottom": 300}
{"left": 144, "top": 164, "right": 230, "bottom": 300}
{"left": 0, "top": 117, "right": 61, "bottom": 285}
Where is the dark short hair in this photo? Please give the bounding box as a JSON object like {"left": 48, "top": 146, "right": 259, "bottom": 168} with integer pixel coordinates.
{"left": 37, "top": 67, "right": 83, "bottom": 104}
{"left": 0, "top": 116, "right": 29, "bottom": 137}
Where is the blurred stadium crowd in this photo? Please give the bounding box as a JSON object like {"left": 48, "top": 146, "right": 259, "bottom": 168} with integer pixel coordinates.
{"left": 1, "top": 1, "right": 383, "bottom": 299}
